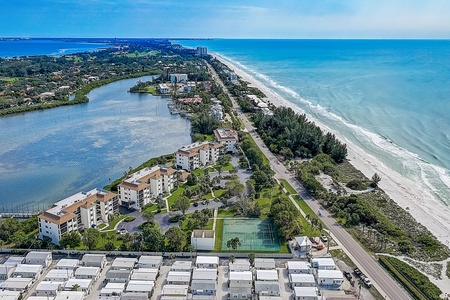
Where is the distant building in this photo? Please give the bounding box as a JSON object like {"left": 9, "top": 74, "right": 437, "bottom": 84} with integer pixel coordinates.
{"left": 170, "top": 73, "right": 188, "bottom": 84}
{"left": 197, "top": 46, "right": 208, "bottom": 56}
{"left": 174, "top": 141, "right": 223, "bottom": 171}
{"left": 214, "top": 128, "right": 238, "bottom": 153}
{"left": 81, "top": 254, "right": 107, "bottom": 269}
{"left": 227, "top": 72, "right": 238, "bottom": 83}
{"left": 118, "top": 166, "right": 177, "bottom": 211}
{"left": 229, "top": 259, "right": 250, "bottom": 272}
{"left": 38, "top": 189, "right": 119, "bottom": 245}
{"left": 195, "top": 256, "right": 219, "bottom": 269}
{"left": 311, "top": 258, "right": 335, "bottom": 270}
{"left": 159, "top": 83, "right": 170, "bottom": 94}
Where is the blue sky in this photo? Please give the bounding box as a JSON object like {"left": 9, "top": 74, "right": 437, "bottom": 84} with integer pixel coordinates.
{"left": 2, "top": 0, "right": 450, "bottom": 38}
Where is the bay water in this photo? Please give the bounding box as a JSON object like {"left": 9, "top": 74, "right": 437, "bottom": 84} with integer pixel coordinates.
{"left": 0, "top": 76, "right": 191, "bottom": 209}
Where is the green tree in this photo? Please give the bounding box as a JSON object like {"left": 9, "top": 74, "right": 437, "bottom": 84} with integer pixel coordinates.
{"left": 229, "top": 255, "right": 235, "bottom": 264}
{"left": 104, "top": 241, "right": 116, "bottom": 251}
{"left": 165, "top": 226, "right": 186, "bottom": 252}
{"left": 187, "top": 173, "right": 198, "bottom": 186}
{"left": 59, "top": 231, "right": 82, "bottom": 249}
{"left": 142, "top": 211, "right": 154, "bottom": 224}
{"left": 142, "top": 225, "right": 165, "bottom": 252}
{"left": 370, "top": 173, "right": 382, "bottom": 188}
{"left": 248, "top": 253, "right": 255, "bottom": 266}
{"left": 82, "top": 228, "right": 100, "bottom": 250}
{"left": 173, "top": 196, "right": 191, "bottom": 215}
{"left": 156, "top": 195, "right": 165, "bottom": 210}
{"left": 71, "top": 284, "right": 80, "bottom": 291}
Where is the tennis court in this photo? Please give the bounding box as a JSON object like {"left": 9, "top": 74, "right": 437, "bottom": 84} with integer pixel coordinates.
{"left": 221, "top": 218, "right": 280, "bottom": 251}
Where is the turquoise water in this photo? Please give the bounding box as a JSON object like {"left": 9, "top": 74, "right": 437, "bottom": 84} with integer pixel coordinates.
{"left": 0, "top": 76, "right": 191, "bottom": 209}
{"left": 0, "top": 39, "right": 109, "bottom": 57}
{"left": 179, "top": 39, "right": 450, "bottom": 205}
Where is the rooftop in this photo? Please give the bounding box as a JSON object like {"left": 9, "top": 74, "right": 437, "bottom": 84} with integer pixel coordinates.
{"left": 287, "top": 261, "right": 310, "bottom": 269}
{"left": 256, "top": 270, "right": 278, "bottom": 281}
{"left": 317, "top": 269, "right": 344, "bottom": 279}
{"left": 229, "top": 271, "right": 252, "bottom": 281}
{"left": 125, "top": 280, "right": 155, "bottom": 292}
{"left": 54, "top": 291, "right": 85, "bottom": 300}
{"left": 196, "top": 256, "right": 219, "bottom": 266}
{"left": 161, "top": 284, "right": 189, "bottom": 296}
{"left": 290, "top": 273, "right": 316, "bottom": 283}
{"left": 56, "top": 259, "right": 79, "bottom": 269}
{"left": 36, "top": 281, "right": 62, "bottom": 291}
{"left": 14, "top": 264, "right": 42, "bottom": 273}
{"left": 192, "top": 268, "right": 217, "bottom": 280}
{"left": 64, "top": 278, "right": 93, "bottom": 288}
{"left": 294, "top": 286, "right": 319, "bottom": 297}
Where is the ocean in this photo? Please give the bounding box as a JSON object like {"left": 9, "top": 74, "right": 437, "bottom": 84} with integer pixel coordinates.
{"left": 179, "top": 39, "right": 450, "bottom": 206}
{"left": 0, "top": 39, "right": 109, "bottom": 57}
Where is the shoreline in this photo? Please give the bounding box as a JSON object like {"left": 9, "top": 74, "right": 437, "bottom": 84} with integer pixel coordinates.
{"left": 213, "top": 53, "right": 450, "bottom": 248}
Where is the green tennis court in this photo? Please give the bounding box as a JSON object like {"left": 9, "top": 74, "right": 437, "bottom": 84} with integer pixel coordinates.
{"left": 221, "top": 218, "right": 280, "bottom": 251}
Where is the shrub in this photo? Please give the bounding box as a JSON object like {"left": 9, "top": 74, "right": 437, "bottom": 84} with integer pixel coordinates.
{"left": 123, "top": 216, "right": 136, "bottom": 222}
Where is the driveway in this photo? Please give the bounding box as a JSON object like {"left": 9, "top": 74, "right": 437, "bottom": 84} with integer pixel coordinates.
{"left": 127, "top": 200, "right": 224, "bottom": 234}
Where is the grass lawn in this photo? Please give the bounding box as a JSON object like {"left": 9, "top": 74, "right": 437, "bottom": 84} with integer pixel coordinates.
{"left": 213, "top": 189, "right": 226, "bottom": 198}
{"left": 204, "top": 193, "right": 214, "bottom": 200}
{"left": 143, "top": 203, "right": 159, "bottom": 213}
{"left": 217, "top": 207, "right": 236, "bottom": 218}
{"left": 256, "top": 196, "right": 271, "bottom": 215}
{"left": 103, "top": 216, "right": 126, "bottom": 231}
{"left": 293, "top": 195, "right": 315, "bottom": 216}
{"left": 279, "top": 240, "right": 291, "bottom": 253}
{"left": 167, "top": 187, "right": 185, "bottom": 208}
{"left": 214, "top": 219, "right": 224, "bottom": 251}
{"left": 280, "top": 179, "right": 297, "bottom": 195}
{"left": 145, "top": 86, "right": 157, "bottom": 94}
{"left": 1, "top": 77, "right": 18, "bottom": 83}
{"left": 204, "top": 219, "right": 214, "bottom": 230}
{"left": 193, "top": 169, "right": 204, "bottom": 176}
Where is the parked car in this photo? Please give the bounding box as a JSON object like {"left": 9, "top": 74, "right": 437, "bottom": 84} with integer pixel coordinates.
{"left": 320, "top": 234, "right": 328, "bottom": 243}
{"left": 363, "top": 277, "right": 372, "bottom": 288}
{"left": 117, "top": 229, "right": 128, "bottom": 235}
{"left": 354, "top": 268, "right": 362, "bottom": 276}
{"left": 343, "top": 270, "right": 352, "bottom": 281}
{"left": 193, "top": 202, "right": 198, "bottom": 207}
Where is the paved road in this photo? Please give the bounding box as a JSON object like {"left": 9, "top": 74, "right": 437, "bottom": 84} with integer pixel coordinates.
{"left": 207, "top": 62, "right": 411, "bottom": 300}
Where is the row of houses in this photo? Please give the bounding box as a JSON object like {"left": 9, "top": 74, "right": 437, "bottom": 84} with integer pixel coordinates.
{"left": 0, "top": 252, "right": 108, "bottom": 299}
{"left": 38, "top": 128, "right": 238, "bottom": 245}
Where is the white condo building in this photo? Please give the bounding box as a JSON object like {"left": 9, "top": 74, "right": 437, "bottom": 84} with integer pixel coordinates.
{"left": 174, "top": 141, "right": 223, "bottom": 171}
{"left": 118, "top": 166, "right": 177, "bottom": 211}
{"left": 214, "top": 128, "right": 238, "bottom": 153}
{"left": 38, "top": 189, "right": 119, "bottom": 245}
{"left": 197, "top": 46, "right": 208, "bottom": 56}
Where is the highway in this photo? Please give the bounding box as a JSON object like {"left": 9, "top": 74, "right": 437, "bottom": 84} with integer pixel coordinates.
{"left": 208, "top": 62, "right": 412, "bottom": 300}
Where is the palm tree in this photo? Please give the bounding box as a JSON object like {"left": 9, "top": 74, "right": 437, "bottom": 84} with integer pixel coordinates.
{"left": 229, "top": 255, "right": 235, "bottom": 264}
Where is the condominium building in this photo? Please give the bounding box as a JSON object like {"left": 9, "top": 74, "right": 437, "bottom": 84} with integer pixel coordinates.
{"left": 118, "top": 166, "right": 177, "bottom": 211}
{"left": 174, "top": 141, "right": 223, "bottom": 171}
{"left": 214, "top": 128, "right": 238, "bottom": 153}
{"left": 38, "top": 189, "right": 119, "bottom": 245}
{"left": 197, "top": 46, "right": 208, "bottom": 56}
{"left": 170, "top": 73, "right": 188, "bottom": 84}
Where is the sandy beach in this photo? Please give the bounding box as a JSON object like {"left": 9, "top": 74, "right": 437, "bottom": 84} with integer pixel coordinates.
{"left": 216, "top": 54, "right": 450, "bottom": 249}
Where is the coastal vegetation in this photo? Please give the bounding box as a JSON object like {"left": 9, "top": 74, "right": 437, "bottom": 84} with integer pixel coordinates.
{"left": 0, "top": 40, "right": 201, "bottom": 116}
{"left": 379, "top": 256, "right": 442, "bottom": 300}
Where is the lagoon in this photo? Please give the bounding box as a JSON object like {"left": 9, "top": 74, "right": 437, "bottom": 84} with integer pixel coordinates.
{"left": 0, "top": 76, "right": 191, "bottom": 209}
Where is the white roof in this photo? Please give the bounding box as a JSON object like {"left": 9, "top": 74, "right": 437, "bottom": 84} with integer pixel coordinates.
{"left": 255, "top": 281, "right": 280, "bottom": 293}
{"left": 14, "top": 264, "right": 42, "bottom": 273}
{"left": 229, "top": 259, "right": 250, "bottom": 271}
{"left": 106, "top": 269, "right": 132, "bottom": 279}
{"left": 64, "top": 278, "right": 93, "bottom": 289}
{"left": 0, "top": 264, "right": 15, "bottom": 274}
{"left": 287, "top": 261, "right": 310, "bottom": 270}
{"left": 294, "top": 287, "right": 319, "bottom": 297}
{"left": 257, "top": 270, "right": 278, "bottom": 281}
{"left": 311, "top": 258, "right": 335, "bottom": 267}
{"left": 167, "top": 271, "right": 191, "bottom": 282}
{"left": 162, "top": 285, "right": 189, "bottom": 296}
{"left": 126, "top": 280, "right": 155, "bottom": 292}
{"left": 191, "top": 279, "right": 216, "bottom": 291}
{"left": 192, "top": 268, "right": 217, "bottom": 280}
{"left": 0, "top": 290, "right": 21, "bottom": 300}
{"left": 36, "top": 281, "right": 62, "bottom": 291}
{"left": 131, "top": 269, "right": 158, "bottom": 281}
{"left": 56, "top": 259, "right": 79, "bottom": 269}
{"left": 317, "top": 270, "right": 344, "bottom": 279}
{"left": 25, "top": 297, "right": 51, "bottom": 300}
{"left": 290, "top": 273, "right": 316, "bottom": 283}
{"left": 44, "top": 189, "right": 108, "bottom": 217}
{"left": 75, "top": 266, "right": 100, "bottom": 276}
{"left": 160, "top": 297, "right": 187, "bottom": 300}
{"left": 45, "top": 269, "right": 73, "bottom": 279}
{"left": 82, "top": 254, "right": 106, "bottom": 263}
{"left": 0, "top": 278, "right": 33, "bottom": 289}
{"left": 171, "top": 261, "right": 192, "bottom": 271}
{"left": 259, "top": 297, "right": 282, "bottom": 300}
{"left": 254, "top": 258, "right": 275, "bottom": 268}
{"left": 54, "top": 291, "right": 85, "bottom": 300}
{"left": 101, "top": 283, "right": 125, "bottom": 295}
{"left": 229, "top": 271, "right": 252, "bottom": 281}
{"left": 138, "top": 255, "right": 162, "bottom": 263}
{"left": 4, "top": 257, "right": 24, "bottom": 266}
{"left": 112, "top": 257, "right": 137, "bottom": 269}
{"left": 196, "top": 256, "right": 219, "bottom": 266}
{"left": 26, "top": 251, "right": 51, "bottom": 260}
{"left": 120, "top": 293, "right": 149, "bottom": 300}
{"left": 294, "top": 236, "right": 309, "bottom": 247}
